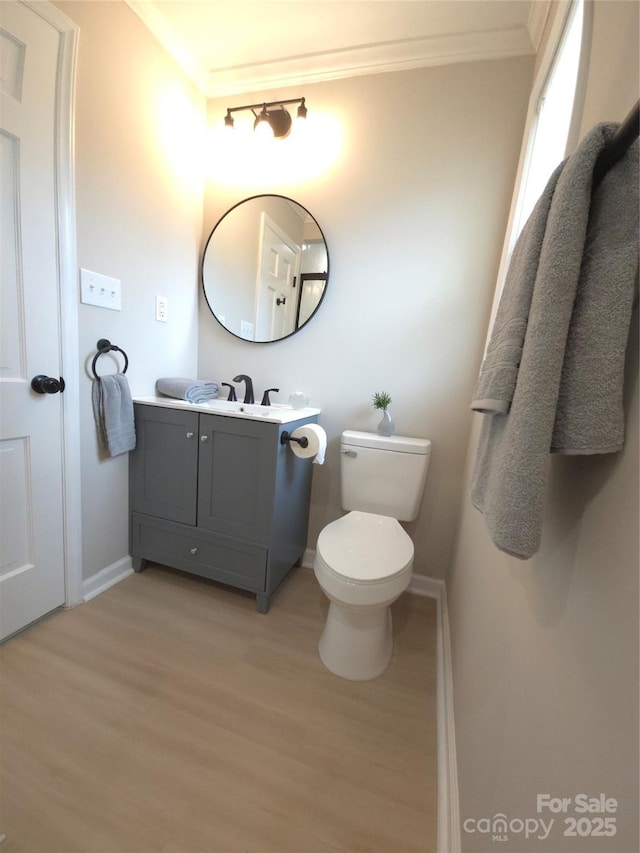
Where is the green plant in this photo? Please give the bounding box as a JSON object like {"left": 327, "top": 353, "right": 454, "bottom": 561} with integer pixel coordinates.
{"left": 371, "top": 391, "right": 392, "bottom": 410}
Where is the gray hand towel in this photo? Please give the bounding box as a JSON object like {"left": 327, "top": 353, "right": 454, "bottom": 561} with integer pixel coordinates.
{"left": 92, "top": 374, "right": 136, "bottom": 456}
{"left": 470, "top": 123, "right": 638, "bottom": 559}
{"left": 156, "top": 377, "right": 219, "bottom": 403}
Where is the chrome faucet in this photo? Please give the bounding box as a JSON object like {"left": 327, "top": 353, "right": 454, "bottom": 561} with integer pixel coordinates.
{"left": 232, "top": 374, "right": 254, "bottom": 404}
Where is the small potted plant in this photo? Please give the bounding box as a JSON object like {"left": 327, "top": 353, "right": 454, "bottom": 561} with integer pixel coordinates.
{"left": 372, "top": 391, "right": 394, "bottom": 436}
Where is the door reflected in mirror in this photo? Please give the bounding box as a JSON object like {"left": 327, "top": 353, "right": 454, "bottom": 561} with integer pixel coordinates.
{"left": 201, "top": 195, "right": 329, "bottom": 343}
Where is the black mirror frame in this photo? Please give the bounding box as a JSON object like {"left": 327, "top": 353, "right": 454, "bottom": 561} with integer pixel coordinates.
{"left": 201, "top": 194, "right": 330, "bottom": 344}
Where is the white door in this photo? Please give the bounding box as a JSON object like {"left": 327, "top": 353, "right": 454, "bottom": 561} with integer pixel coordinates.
{"left": 255, "top": 214, "right": 300, "bottom": 341}
{"left": 0, "top": 1, "right": 67, "bottom": 640}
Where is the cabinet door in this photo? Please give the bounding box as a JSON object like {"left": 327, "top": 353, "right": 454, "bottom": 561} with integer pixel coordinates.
{"left": 197, "top": 414, "right": 277, "bottom": 543}
{"left": 131, "top": 405, "right": 199, "bottom": 524}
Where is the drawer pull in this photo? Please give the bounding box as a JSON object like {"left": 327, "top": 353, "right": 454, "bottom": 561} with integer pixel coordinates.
{"left": 186, "top": 431, "right": 194, "bottom": 438}
{"left": 190, "top": 547, "right": 198, "bottom": 555}
{"left": 200, "top": 435, "right": 208, "bottom": 442}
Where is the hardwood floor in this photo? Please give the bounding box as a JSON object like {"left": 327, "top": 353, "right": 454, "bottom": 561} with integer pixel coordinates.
{"left": 0, "top": 565, "right": 438, "bottom": 853}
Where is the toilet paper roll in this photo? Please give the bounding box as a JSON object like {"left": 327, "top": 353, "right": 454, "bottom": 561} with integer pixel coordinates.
{"left": 289, "top": 423, "right": 327, "bottom": 465}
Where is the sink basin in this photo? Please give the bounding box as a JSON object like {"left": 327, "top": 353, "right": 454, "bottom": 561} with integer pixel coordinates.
{"left": 134, "top": 396, "right": 320, "bottom": 424}
{"left": 202, "top": 399, "right": 321, "bottom": 423}
{"left": 203, "top": 400, "right": 279, "bottom": 417}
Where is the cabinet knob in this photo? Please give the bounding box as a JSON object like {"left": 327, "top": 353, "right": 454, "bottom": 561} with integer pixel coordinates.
{"left": 200, "top": 435, "right": 208, "bottom": 442}
{"left": 190, "top": 547, "right": 198, "bottom": 555}
{"left": 186, "top": 431, "right": 194, "bottom": 438}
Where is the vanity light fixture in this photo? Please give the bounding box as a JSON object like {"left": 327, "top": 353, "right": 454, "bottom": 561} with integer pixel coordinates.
{"left": 224, "top": 97, "right": 307, "bottom": 139}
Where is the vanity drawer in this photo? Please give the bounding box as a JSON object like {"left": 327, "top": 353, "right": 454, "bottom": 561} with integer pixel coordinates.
{"left": 131, "top": 513, "right": 267, "bottom": 592}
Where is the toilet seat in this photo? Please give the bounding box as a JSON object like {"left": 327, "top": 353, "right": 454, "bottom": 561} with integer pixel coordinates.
{"left": 316, "top": 511, "right": 414, "bottom": 582}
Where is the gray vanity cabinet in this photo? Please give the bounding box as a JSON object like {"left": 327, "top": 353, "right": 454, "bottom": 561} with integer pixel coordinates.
{"left": 129, "top": 402, "right": 316, "bottom": 612}
{"left": 130, "top": 406, "right": 199, "bottom": 524}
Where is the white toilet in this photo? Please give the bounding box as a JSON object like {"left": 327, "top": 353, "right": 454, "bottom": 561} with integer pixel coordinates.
{"left": 314, "top": 430, "right": 431, "bottom": 680}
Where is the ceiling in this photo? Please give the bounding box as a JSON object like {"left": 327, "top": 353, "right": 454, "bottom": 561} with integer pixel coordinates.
{"left": 125, "top": 0, "right": 549, "bottom": 98}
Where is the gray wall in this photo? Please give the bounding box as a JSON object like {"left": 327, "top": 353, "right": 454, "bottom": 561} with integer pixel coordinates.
{"left": 448, "top": 2, "right": 639, "bottom": 851}
{"left": 199, "top": 57, "right": 534, "bottom": 579}
{"left": 55, "top": 1, "right": 203, "bottom": 580}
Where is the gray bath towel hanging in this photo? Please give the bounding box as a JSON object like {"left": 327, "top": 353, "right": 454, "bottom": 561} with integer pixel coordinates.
{"left": 470, "top": 122, "right": 639, "bottom": 559}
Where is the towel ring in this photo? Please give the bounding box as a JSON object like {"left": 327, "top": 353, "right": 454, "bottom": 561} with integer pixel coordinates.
{"left": 91, "top": 338, "right": 129, "bottom": 379}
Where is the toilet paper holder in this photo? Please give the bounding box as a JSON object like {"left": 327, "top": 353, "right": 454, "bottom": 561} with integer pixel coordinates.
{"left": 280, "top": 430, "right": 309, "bottom": 448}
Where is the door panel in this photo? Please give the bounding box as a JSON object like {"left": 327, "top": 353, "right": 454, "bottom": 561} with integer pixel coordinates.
{"left": 255, "top": 214, "right": 300, "bottom": 341}
{"left": 0, "top": 2, "right": 66, "bottom": 640}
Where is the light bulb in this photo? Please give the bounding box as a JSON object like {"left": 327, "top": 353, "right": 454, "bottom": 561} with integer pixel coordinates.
{"left": 254, "top": 117, "right": 274, "bottom": 139}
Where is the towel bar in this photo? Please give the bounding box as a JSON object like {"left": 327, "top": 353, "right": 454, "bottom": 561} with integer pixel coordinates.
{"left": 92, "top": 338, "right": 129, "bottom": 378}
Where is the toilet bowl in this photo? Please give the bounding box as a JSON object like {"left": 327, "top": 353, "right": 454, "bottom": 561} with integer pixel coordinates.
{"left": 313, "top": 430, "right": 430, "bottom": 681}
{"left": 314, "top": 511, "right": 414, "bottom": 680}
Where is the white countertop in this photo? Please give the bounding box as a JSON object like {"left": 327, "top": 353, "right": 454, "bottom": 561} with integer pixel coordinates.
{"left": 134, "top": 396, "right": 321, "bottom": 425}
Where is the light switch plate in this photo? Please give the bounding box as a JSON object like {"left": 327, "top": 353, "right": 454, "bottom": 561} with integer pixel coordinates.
{"left": 156, "top": 295, "right": 168, "bottom": 322}
{"left": 80, "top": 268, "right": 121, "bottom": 311}
{"left": 240, "top": 320, "right": 254, "bottom": 340}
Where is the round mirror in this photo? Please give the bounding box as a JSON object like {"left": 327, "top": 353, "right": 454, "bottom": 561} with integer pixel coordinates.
{"left": 202, "top": 194, "right": 329, "bottom": 343}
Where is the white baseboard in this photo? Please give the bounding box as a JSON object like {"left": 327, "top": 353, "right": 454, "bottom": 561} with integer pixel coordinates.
{"left": 408, "top": 572, "right": 442, "bottom": 598}
{"left": 82, "top": 556, "right": 134, "bottom": 602}
{"left": 404, "top": 573, "right": 461, "bottom": 852}
{"left": 431, "top": 578, "right": 461, "bottom": 853}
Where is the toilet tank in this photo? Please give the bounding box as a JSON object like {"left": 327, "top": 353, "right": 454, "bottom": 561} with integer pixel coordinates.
{"left": 340, "top": 430, "right": 431, "bottom": 521}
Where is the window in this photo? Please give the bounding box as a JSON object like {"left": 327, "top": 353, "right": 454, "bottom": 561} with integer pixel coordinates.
{"left": 487, "top": 0, "right": 589, "bottom": 327}
{"left": 510, "top": 0, "right": 586, "bottom": 249}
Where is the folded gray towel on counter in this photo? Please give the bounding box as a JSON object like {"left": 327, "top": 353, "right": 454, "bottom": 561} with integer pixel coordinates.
{"left": 92, "top": 374, "right": 136, "bottom": 456}
{"left": 156, "top": 377, "right": 219, "bottom": 403}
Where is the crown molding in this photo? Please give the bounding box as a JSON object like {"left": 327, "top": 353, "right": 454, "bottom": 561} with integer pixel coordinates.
{"left": 125, "top": 0, "right": 536, "bottom": 100}
{"left": 125, "top": 0, "right": 210, "bottom": 93}
{"left": 527, "top": 0, "right": 553, "bottom": 53}
{"left": 206, "top": 26, "right": 534, "bottom": 98}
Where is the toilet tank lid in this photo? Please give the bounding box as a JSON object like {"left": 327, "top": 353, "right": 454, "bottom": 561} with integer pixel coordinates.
{"left": 342, "top": 430, "right": 431, "bottom": 455}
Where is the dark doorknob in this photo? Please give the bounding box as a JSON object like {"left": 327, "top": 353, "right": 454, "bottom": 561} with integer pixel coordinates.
{"left": 31, "top": 375, "right": 65, "bottom": 394}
